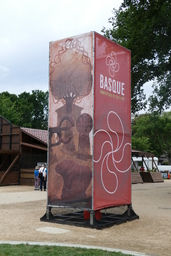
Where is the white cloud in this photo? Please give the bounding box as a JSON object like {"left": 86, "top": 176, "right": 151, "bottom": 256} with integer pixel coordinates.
{"left": 0, "top": 65, "right": 9, "bottom": 72}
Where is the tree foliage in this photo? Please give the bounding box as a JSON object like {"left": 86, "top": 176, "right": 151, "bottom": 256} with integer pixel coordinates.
{"left": 0, "top": 90, "right": 48, "bottom": 130}
{"left": 29, "top": 90, "right": 48, "bottom": 129}
{"left": 102, "top": 0, "right": 171, "bottom": 113}
{"left": 132, "top": 112, "right": 171, "bottom": 163}
{"left": 132, "top": 136, "right": 150, "bottom": 152}
{"left": 0, "top": 92, "right": 21, "bottom": 125}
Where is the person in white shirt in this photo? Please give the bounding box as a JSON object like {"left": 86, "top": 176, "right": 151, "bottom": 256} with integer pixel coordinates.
{"left": 39, "top": 164, "right": 47, "bottom": 191}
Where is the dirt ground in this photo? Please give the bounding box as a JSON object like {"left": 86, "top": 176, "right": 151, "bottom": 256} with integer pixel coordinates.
{"left": 0, "top": 180, "right": 171, "bottom": 256}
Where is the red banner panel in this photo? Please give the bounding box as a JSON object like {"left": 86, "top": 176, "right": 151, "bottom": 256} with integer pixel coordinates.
{"left": 48, "top": 33, "right": 93, "bottom": 208}
{"left": 93, "top": 33, "right": 131, "bottom": 210}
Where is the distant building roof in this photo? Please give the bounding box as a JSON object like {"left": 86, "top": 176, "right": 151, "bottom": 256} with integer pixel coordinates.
{"left": 132, "top": 149, "right": 154, "bottom": 158}
{"left": 21, "top": 127, "right": 48, "bottom": 145}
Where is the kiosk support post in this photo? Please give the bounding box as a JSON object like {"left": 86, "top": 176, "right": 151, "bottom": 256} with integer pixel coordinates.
{"left": 90, "top": 210, "right": 94, "bottom": 225}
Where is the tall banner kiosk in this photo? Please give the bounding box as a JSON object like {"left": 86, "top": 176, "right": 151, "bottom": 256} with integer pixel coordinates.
{"left": 45, "top": 32, "right": 138, "bottom": 228}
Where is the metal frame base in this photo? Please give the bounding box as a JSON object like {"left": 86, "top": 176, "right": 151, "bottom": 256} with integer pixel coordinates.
{"left": 41, "top": 207, "right": 139, "bottom": 229}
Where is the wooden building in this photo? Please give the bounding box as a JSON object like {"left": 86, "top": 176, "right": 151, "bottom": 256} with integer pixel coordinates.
{"left": 0, "top": 116, "right": 47, "bottom": 186}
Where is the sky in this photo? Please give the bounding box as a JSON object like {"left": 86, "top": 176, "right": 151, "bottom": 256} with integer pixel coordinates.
{"left": 0, "top": 0, "right": 153, "bottom": 101}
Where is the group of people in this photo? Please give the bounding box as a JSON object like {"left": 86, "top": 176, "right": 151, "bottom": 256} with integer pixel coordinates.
{"left": 34, "top": 164, "right": 47, "bottom": 191}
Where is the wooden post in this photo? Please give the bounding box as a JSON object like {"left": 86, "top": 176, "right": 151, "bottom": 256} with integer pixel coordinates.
{"left": 131, "top": 157, "right": 139, "bottom": 171}
{"left": 0, "top": 154, "right": 20, "bottom": 184}
{"left": 0, "top": 156, "right": 8, "bottom": 171}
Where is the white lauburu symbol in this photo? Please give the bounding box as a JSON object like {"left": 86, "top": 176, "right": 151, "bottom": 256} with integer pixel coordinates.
{"left": 94, "top": 111, "right": 131, "bottom": 194}
{"left": 106, "top": 51, "right": 119, "bottom": 77}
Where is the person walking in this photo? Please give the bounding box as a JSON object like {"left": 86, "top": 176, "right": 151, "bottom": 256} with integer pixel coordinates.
{"left": 34, "top": 166, "right": 39, "bottom": 190}
{"left": 43, "top": 165, "right": 47, "bottom": 191}
{"left": 39, "top": 164, "right": 47, "bottom": 191}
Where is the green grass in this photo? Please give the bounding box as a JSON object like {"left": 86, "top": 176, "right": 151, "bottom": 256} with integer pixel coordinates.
{"left": 0, "top": 244, "right": 134, "bottom": 256}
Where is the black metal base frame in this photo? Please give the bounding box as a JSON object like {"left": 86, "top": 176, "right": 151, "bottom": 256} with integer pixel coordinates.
{"left": 40, "top": 208, "right": 139, "bottom": 229}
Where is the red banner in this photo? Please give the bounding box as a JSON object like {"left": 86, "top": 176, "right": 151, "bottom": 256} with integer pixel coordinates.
{"left": 93, "top": 33, "right": 132, "bottom": 210}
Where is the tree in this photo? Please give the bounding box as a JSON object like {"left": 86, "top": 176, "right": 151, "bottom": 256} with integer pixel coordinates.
{"left": 148, "top": 76, "right": 171, "bottom": 113}
{"left": 132, "top": 112, "right": 171, "bottom": 164}
{"left": 102, "top": 0, "right": 171, "bottom": 113}
{"left": 0, "top": 93, "right": 21, "bottom": 125}
{"left": 132, "top": 136, "right": 150, "bottom": 152}
{"left": 30, "top": 90, "right": 48, "bottom": 129}
{"left": 0, "top": 91, "right": 48, "bottom": 129}
{"left": 17, "top": 92, "right": 34, "bottom": 128}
